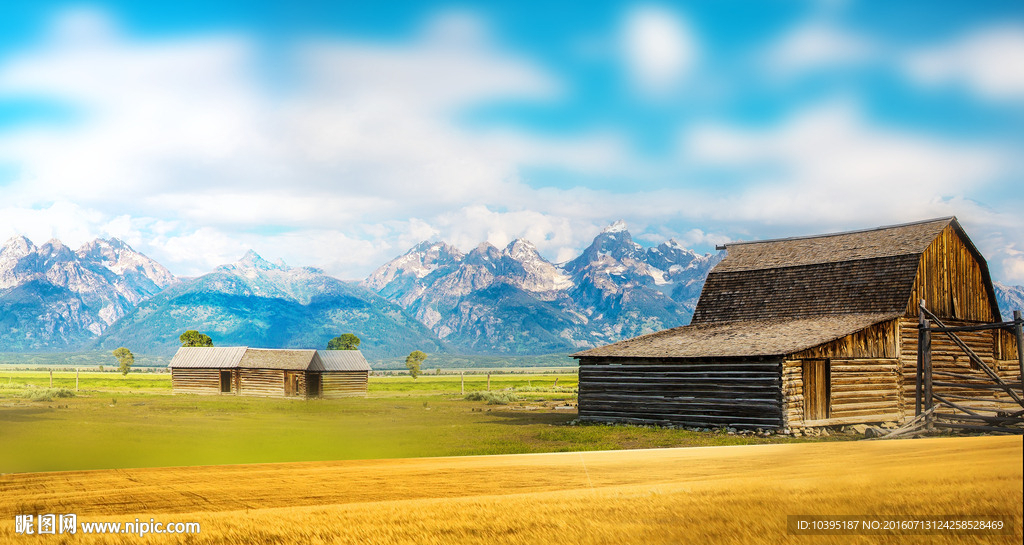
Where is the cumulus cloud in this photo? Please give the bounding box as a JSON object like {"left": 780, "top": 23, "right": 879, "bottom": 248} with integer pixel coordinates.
{"left": 0, "top": 8, "right": 638, "bottom": 277}
{"left": 763, "top": 20, "right": 876, "bottom": 76}
{"left": 903, "top": 24, "right": 1024, "bottom": 102}
{"left": 684, "top": 100, "right": 1004, "bottom": 224}
{"left": 619, "top": 5, "right": 698, "bottom": 98}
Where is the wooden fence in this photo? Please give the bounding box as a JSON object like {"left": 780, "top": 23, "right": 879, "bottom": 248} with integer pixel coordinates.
{"left": 915, "top": 303, "right": 1024, "bottom": 434}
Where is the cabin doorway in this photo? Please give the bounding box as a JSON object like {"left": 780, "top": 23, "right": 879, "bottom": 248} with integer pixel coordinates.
{"left": 284, "top": 372, "right": 299, "bottom": 397}
{"left": 220, "top": 371, "right": 232, "bottom": 393}
{"left": 307, "top": 373, "right": 321, "bottom": 398}
{"left": 802, "top": 359, "right": 831, "bottom": 420}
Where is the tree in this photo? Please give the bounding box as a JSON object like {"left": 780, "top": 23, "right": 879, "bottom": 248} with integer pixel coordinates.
{"left": 179, "top": 330, "right": 213, "bottom": 347}
{"left": 327, "top": 333, "right": 361, "bottom": 350}
{"left": 112, "top": 347, "right": 134, "bottom": 376}
{"left": 405, "top": 350, "right": 426, "bottom": 379}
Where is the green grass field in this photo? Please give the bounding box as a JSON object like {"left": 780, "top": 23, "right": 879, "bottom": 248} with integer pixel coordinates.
{"left": 0, "top": 370, "right": 849, "bottom": 474}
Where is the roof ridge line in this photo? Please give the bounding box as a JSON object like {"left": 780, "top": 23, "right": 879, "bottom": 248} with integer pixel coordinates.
{"left": 723, "top": 216, "right": 954, "bottom": 247}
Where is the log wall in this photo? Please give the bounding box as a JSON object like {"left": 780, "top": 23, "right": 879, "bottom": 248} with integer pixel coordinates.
{"left": 782, "top": 358, "right": 900, "bottom": 428}
{"left": 320, "top": 372, "right": 369, "bottom": 398}
{"left": 897, "top": 318, "right": 1022, "bottom": 420}
{"left": 577, "top": 358, "right": 784, "bottom": 430}
{"left": 238, "top": 369, "right": 295, "bottom": 398}
{"left": 905, "top": 225, "right": 997, "bottom": 322}
{"left": 170, "top": 368, "right": 222, "bottom": 395}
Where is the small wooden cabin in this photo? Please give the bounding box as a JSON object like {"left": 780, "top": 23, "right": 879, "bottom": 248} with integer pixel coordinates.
{"left": 574, "top": 217, "right": 1020, "bottom": 431}
{"left": 169, "top": 347, "right": 370, "bottom": 398}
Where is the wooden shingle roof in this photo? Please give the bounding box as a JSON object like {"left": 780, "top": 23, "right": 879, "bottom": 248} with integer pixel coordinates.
{"left": 693, "top": 217, "right": 953, "bottom": 323}
{"left": 574, "top": 313, "right": 897, "bottom": 358}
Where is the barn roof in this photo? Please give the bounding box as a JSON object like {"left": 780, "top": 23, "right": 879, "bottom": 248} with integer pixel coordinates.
{"left": 574, "top": 313, "right": 897, "bottom": 358}
{"left": 169, "top": 347, "right": 370, "bottom": 371}
{"left": 692, "top": 217, "right": 960, "bottom": 323}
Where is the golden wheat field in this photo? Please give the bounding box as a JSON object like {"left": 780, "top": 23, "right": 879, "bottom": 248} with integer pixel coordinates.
{"left": 1, "top": 435, "right": 1021, "bottom": 544}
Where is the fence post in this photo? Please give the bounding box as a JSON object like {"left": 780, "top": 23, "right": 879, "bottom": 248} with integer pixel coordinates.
{"left": 461, "top": 372, "right": 464, "bottom": 395}
{"left": 49, "top": 370, "right": 53, "bottom": 388}
{"left": 1015, "top": 310, "right": 1023, "bottom": 400}
{"left": 487, "top": 372, "right": 491, "bottom": 391}
{"left": 922, "top": 317, "right": 933, "bottom": 430}
{"left": 915, "top": 301, "right": 925, "bottom": 416}
{"left": 76, "top": 368, "right": 80, "bottom": 392}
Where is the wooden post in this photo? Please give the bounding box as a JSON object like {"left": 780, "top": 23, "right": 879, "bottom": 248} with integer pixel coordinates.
{"left": 922, "top": 317, "right": 933, "bottom": 430}
{"left": 461, "top": 372, "right": 465, "bottom": 395}
{"left": 487, "top": 372, "right": 491, "bottom": 391}
{"left": 49, "top": 370, "right": 53, "bottom": 388}
{"left": 554, "top": 377, "right": 558, "bottom": 388}
{"left": 1014, "top": 310, "right": 1023, "bottom": 401}
{"left": 76, "top": 368, "right": 80, "bottom": 392}
{"left": 921, "top": 303, "right": 929, "bottom": 417}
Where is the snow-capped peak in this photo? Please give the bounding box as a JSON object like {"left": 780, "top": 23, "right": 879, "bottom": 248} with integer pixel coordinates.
{"left": 602, "top": 220, "right": 628, "bottom": 234}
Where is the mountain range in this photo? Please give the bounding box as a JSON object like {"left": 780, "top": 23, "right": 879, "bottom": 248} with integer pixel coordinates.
{"left": 2, "top": 222, "right": 1023, "bottom": 360}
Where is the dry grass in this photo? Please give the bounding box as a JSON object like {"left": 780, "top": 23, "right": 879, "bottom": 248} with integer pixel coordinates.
{"left": 1, "top": 436, "right": 1020, "bottom": 544}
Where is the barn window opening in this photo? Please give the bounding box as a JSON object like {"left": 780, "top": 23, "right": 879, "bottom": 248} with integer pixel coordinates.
{"left": 220, "top": 370, "right": 232, "bottom": 393}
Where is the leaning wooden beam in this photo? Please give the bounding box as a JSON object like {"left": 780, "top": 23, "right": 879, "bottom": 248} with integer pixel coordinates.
{"left": 933, "top": 421, "right": 1024, "bottom": 434}
{"left": 871, "top": 407, "right": 935, "bottom": 440}
{"left": 921, "top": 306, "right": 1024, "bottom": 406}
{"left": 932, "top": 392, "right": 986, "bottom": 417}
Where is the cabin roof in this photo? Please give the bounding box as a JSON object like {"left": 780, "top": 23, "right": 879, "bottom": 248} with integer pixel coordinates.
{"left": 169, "top": 347, "right": 370, "bottom": 371}
{"left": 573, "top": 313, "right": 898, "bottom": 359}
{"left": 238, "top": 349, "right": 318, "bottom": 370}
{"left": 314, "top": 350, "right": 373, "bottom": 371}
{"left": 168, "top": 346, "right": 247, "bottom": 368}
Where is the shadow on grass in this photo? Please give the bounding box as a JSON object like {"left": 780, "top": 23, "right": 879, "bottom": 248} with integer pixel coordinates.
{"left": 478, "top": 409, "right": 577, "bottom": 426}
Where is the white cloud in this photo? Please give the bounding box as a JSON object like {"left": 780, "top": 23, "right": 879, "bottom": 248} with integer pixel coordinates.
{"left": 0, "top": 8, "right": 641, "bottom": 277}
{"left": 685, "top": 100, "right": 1004, "bottom": 224}
{"left": 763, "top": 20, "right": 875, "bottom": 76}
{"left": 904, "top": 24, "right": 1024, "bottom": 102}
{"left": 620, "top": 5, "right": 698, "bottom": 98}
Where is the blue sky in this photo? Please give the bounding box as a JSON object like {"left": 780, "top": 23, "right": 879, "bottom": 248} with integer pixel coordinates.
{"left": 1, "top": 0, "right": 1022, "bottom": 283}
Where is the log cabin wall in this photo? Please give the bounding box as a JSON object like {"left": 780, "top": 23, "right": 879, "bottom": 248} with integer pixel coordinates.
{"left": 238, "top": 368, "right": 289, "bottom": 398}
{"left": 782, "top": 320, "right": 902, "bottom": 429}
{"left": 170, "top": 368, "right": 222, "bottom": 394}
{"left": 320, "top": 372, "right": 369, "bottom": 398}
{"left": 897, "top": 317, "right": 1021, "bottom": 420}
{"left": 783, "top": 359, "right": 902, "bottom": 429}
{"left": 905, "top": 225, "right": 997, "bottom": 322}
{"left": 578, "top": 358, "right": 784, "bottom": 430}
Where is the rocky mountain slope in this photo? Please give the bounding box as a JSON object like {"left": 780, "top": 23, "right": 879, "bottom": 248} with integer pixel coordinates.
{"left": 994, "top": 282, "right": 1024, "bottom": 320}
{"left": 0, "top": 236, "right": 175, "bottom": 350}
{"left": 95, "top": 251, "right": 442, "bottom": 359}
{"left": 363, "top": 222, "right": 722, "bottom": 354}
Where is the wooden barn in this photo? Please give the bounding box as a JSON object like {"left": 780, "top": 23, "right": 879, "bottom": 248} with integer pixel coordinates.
{"left": 574, "top": 217, "right": 1021, "bottom": 431}
{"left": 169, "top": 347, "right": 371, "bottom": 399}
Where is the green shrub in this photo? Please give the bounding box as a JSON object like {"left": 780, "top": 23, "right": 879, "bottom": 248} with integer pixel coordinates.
{"left": 464, "top": 391, "right": 520, "bottom": 405}
{"left": 15, "top": 387, "right": 76, "bottom": 402}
